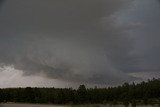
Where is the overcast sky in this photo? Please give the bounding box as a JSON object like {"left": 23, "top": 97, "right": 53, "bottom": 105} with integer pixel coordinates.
{"left": 0, "top": 0, "right": 160, "bottom": 88}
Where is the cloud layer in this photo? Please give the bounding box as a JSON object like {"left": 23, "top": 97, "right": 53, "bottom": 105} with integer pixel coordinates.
{"left": 0, "top": 0, "right": 160, "bottom": 86}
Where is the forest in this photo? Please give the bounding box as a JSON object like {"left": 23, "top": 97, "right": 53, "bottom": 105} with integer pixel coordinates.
{"left": 0, "top": 78, "right": 160, "bottom": 106}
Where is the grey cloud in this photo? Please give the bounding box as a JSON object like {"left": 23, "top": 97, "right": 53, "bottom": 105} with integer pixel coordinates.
{"left": 123, "top": 0, "right": 160, "bottom": 73}
{"left": 0, "top": 0, "right": 160, "bottom": 86}
{"left": 0, "top": 0, "right": 4, "bottom": 6}
{"left": 0, "top": 0, "right": 124, "bottom": 34}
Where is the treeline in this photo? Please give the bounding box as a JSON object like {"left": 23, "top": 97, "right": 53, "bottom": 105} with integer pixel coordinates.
{"left": 0, "top": 78, "right": 160, "bottom": 105}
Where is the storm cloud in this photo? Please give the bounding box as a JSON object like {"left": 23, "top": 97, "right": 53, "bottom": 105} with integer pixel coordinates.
{"left": 0, "top": 0, "right": 160, "bottom": 86}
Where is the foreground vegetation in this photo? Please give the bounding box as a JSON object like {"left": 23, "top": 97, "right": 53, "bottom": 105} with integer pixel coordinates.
{"left": 0, "top": 78, "right": 160, "bottom": 106}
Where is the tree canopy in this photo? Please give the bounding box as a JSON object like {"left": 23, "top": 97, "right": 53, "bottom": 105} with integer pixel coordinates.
{"left": 0, "top": 78, "right": 160, "bottom": 105}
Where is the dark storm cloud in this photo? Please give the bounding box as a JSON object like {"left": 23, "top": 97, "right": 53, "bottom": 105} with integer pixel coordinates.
{"left": 0, "top": 0, "right": 4, "bottom": 5}
{"left": 122, "top": 0, "right": 160, "bottom": 73}
{"left": 0, "top": 0, "right": 4, "bottom": 10}
{"left": 0, "top": 0, "right": 159, "bottom": 85}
